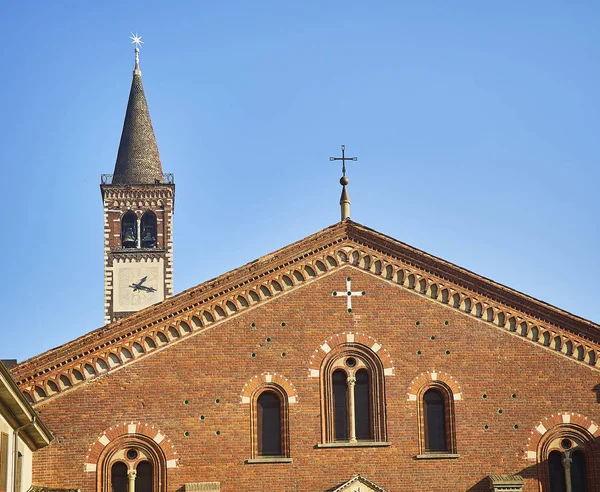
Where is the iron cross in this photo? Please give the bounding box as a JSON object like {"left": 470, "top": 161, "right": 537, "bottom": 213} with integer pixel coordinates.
{"left": 332, "top": 277, "right": 366, "bottom": 313}
{"left": 330, "top": 145, "right": 357, "bottom": 177}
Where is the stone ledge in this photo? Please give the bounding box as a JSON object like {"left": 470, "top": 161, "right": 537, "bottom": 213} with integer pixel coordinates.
{"left": 415, "top": 453, "right": 460, "bottom": 459}
{"left": 244, "top": 457, "right": 293, "bottom": 464}
{"left": 315, "top": 441, "right": 392, "bottom": 448}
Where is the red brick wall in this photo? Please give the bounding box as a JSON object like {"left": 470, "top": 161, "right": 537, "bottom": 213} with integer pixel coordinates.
{"left": 31, "top": 268, "right": 600, "bottom": 491}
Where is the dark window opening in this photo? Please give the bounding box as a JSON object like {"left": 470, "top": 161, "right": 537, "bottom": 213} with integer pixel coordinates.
{"left": 423, "top": 388, "right": 447, "bottom": 452}
{"left": 141, "top": 211, "right": 157, "bottom": 248}
{"left": 548, "top": 450, "right": 567, "bottom": 492}
{"left": 571, "top": 450, "right": 586, "bottom": 492}
{"left": 333, "top": 369, "right": 348, "bottom": 441}
{"left": 135, "top": 460, "right": 153, "bottom": 492}
{"left": 355, "top": 369, "right": 372, "bottom": 440}
{"left": 257, "top": 391, "right": 282, "bottom": 456}
{"left": 111, "top": 461, "right": 128, "bottom": 492}
{"left": 121, "top": 211, "right": 138, "bottom": 248}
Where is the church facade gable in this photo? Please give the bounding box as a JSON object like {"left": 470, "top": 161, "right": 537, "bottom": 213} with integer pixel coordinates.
{"left": 16, "top": 263, "right": 599, "bottom": 490}
{"left": 13, "top": 222, "right": 600, "bottom": 406}
{"left": 331, "top": 475, "right": 387, "bottom": 492}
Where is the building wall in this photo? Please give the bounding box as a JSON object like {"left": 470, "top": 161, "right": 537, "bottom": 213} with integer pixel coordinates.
{"left": 0, "top": 416, "right": 34, "bottom": 492}
{"left": 30, "top": 267, "right": 600, "bottom": 491}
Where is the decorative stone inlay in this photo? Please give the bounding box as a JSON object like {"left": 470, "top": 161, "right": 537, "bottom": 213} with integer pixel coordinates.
{"left": 84, "top": 421, "right": 177, "bottom": 471}
{"left": 332, "top": 475, "right": 387, "bottom": 492}
{"left": 13, "top": 222, "right": 600, "bottom": 404}
{"left": 308, "top": 332, "right": 394, "bottom": 377}
{"left": 185, "top": 484, "right": 220, "bottom": 492}
{"left": 488, "top": 474, "right": 524, "bottom": 492}
{"left": 523, "top": 412, "right": 600, "bottom": 460}
{"left": 240, "top": 372, "right": 298, "bottom": 404}
{"left": 407, "top": 370, "right": 462, "bottom": 400}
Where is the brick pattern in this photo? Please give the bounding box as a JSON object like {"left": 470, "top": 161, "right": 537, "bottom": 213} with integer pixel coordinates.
{"left": 24, "top": 266, "right": 600, "bottom": 491}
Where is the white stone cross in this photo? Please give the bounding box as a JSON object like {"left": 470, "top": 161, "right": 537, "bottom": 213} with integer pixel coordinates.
{"left": 332, "top": 277, "right": 366, "bottom": 313}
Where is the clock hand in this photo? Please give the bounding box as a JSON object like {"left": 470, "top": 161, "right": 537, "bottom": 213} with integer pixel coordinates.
{"left": 138, "top": 276, "right": 148, "bottom": 285}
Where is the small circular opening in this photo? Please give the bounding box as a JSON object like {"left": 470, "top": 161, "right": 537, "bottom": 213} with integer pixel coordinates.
{"left": 281, "top": 322, "right": 286, "bottom": 327}
{"left": 183, "top": 431, "right": 190, "bottom": 437}
{"left": 511, "top": 393, "right": 517, "bottom": 399}
{"left": 215, "top": 398, "right": 220, "bottom": 404}
{"left": 126, "top": 449, "right": 138, "bottom": 460}
{"left": 200, "top": 415, "right": 205, "bottom": 421}
{"left": 183, "top": 399, "right": 189, "bottom": 405}
{"left": 251, "top": 352, "right": 256, "bottom": 358}
{"left": 483, "top": 424, "right": 489, "bottom": 430}
{"left": 482, "top": 394, "right": 487, "bottom": 399}
{"left": 561, "top": 439, "right": 572, "bottom": 450}
{"left": 430, "top": 335, "right": 436, "bottom": 341}
{"left": 281, "top": 352, "right": 287, "bottom": 357}
{"left": 250, "top": 322, "right": 255, "bottom": 328}
{"left": 415, "top": 321, "right": 420, "bottom": 326}
{"left": 498, "top": 409, "right": 503, "bottom": 414}
{"left": 445, "top": 350, "right": 451, "bottom": 355}
{"left": 346, "top": 357, "right": 357, "bottom": 368}
{"left": 216, "top": 430, "right": 221, "bottom": 436}
{"left": 444, "top": 321, "right": 449, "bottom": 326}
{"left": 514, "top": 424, "right": 519, "bottom": 430}
{"left": 416, "top": 350, "right": 422, "bottom": 356}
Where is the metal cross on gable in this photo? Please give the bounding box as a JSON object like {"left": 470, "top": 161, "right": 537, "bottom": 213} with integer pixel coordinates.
{"left": 330, "top": 145, "right": 357, "bottom": 177}
{"left": 332, "top": 277, "right": 366, "bottom": 313}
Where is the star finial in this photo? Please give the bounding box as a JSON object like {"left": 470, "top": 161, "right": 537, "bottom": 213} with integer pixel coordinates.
{"left": 130, "top": 32, "right": 143, "bottom": 50}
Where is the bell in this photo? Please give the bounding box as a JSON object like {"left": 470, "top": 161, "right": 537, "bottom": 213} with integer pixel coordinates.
{"left": 141, "top": 227, "right": 156, "bottom": 248}
{"left": 122, "top": 227, "right": 137, "bottom": 248}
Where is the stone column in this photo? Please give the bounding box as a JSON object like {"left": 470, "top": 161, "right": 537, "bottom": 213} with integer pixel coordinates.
{"left": 128, "top": 470, "right": 137, "bottom": 492}
{"left": 137, "top": 217, "right": 142, "bottom": 248}
{"left": 347, "top": 375, "right": 357, "bottom": 442}
{"left": 562, "top": 453, "right": 572, "bottom": 492}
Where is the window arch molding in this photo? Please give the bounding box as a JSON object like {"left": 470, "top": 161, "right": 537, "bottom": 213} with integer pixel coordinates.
{"left": 97, "top": 433, "right": 167, "bottom": 492}
{"left": 249, "top": 383, "right": 290, "bottom": 459}
{"left": 320, "top": 342, "right": 387, "bottom": 443}
{"left": 536, "top": 424, "right": 599, "bottom": 491}
{"left": 416, "top": 381, "right": 457, "bottom": 455}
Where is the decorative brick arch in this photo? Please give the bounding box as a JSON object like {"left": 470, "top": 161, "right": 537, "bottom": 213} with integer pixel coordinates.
{"left": 84, "top": 421, "right": 178, "bottom": 472}
{"left": 240, "top": 372, "right": 299, "bottom": 404}
{"left": 524, "top": 412, "right": 600, "bottom": 461}
{"left": 307, "top": 332, "right": 394, "bottom": 378}
{"left": 406, "top": 370, "right": 463, "bottom": 401}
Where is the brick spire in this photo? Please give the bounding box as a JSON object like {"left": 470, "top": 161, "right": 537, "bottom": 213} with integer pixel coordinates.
{"left": 112, "top": 42, "right": 164, "bottom": 185}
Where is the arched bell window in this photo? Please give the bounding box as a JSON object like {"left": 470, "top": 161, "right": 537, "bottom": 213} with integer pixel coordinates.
{"left": 140, "top": 211, "right": 157, "bottom": 248}
{"left": 121, "top": 211, "right": 138, "bottom": 249}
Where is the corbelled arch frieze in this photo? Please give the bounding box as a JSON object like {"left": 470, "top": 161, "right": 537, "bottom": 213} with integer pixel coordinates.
{"left": 15, "top": 231, "right": 600, "bottom": 404}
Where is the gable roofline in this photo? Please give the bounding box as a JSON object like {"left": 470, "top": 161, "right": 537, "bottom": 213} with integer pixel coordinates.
{"left": 12, "top": 220, "right": 600, "bottom": 393}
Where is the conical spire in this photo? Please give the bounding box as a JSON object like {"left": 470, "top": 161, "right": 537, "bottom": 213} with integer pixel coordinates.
{"left": 112, "top": 41, "right": 164, "bottom": 185}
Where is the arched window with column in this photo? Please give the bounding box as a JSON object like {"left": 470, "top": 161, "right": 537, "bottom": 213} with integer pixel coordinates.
{"left": 250, "top": 384, "right": 290, "bottom": 460}
{"left": 321, "top": 344, "right": 386, "bottom": 444}
{"left": 98, "top": 435, "right": 166, "bottom": 492}
{"left": 417, "top": 383, "right": 456, "bottom": 455}
{"left": 537, "top": 424, "right": 598, "bottom": 492}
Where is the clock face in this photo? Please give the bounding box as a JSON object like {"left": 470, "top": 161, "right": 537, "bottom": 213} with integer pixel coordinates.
{"left": 113, "top": 262, "right": 165, "bottom": 312}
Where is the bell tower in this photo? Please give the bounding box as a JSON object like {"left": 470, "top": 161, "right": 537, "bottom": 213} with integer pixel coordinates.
{"left": 101, "top": 38, "right": 174, "bottom": 324}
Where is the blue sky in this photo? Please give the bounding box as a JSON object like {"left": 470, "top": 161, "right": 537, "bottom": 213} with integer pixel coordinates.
{"left": 0, "top": 1, "right": 598, "bottom": 361}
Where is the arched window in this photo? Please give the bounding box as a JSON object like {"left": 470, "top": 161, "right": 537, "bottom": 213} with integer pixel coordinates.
{"left": 121, "top": 211, "right": 138, "bottom": 248}
{"left": 111, "top": 462, "right": 128, "bottom": 492}
{"left": 250, "top": 385, "right": 290, "bottom": 459}
{"left": 417, "top": 383, "right": 456, "bottom": 455}
{"left": 423, "top": 389, "right": 447, "bottom": 452}
{"left": 135, "top": 461, "right": 153, "bottom": 492}
{"left": 98, "top": 435, "right": 166, "bottom": 492}
{"left": 321, "top": 345, "right": 387, "bottom": 444}
{"left": 141, "top": 211, "right": 158, "bottom": 248}
{"left": 538, "top": 425, "right": 597, "bottom": 492}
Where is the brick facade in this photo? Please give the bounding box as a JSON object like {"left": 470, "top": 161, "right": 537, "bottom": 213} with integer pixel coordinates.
{"left": 13, "top": 222, "right": 600, "bottom": 491}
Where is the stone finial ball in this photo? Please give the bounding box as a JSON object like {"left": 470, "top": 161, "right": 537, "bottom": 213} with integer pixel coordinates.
{"left": 340, "top": 176, "right": 349, "bottom": 186}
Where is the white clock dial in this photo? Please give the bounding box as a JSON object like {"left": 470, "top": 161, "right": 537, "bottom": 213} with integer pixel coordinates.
{"left": 113, "top": 261, "right": 165, "bottom": 312}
